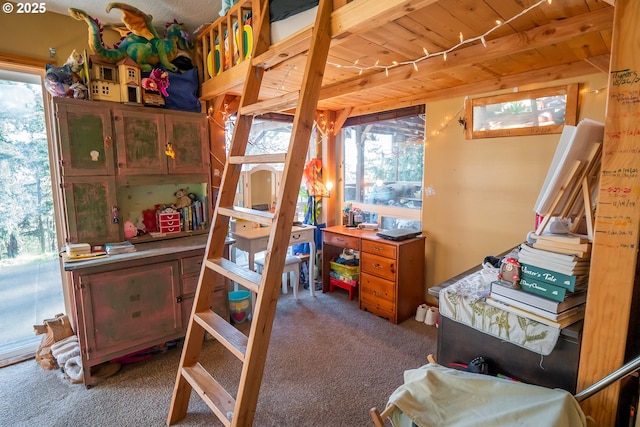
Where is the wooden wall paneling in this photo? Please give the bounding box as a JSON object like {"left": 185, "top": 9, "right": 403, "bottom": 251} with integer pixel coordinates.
{"left": 577, "top": 0, "right": 640, "bottom": 424}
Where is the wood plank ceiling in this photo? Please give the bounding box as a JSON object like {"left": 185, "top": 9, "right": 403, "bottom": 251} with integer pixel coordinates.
{"left": 204, "top": 0, "right": 613, "bottom": 117}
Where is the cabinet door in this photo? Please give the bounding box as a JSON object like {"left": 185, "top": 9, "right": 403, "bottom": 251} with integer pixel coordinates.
{"left": 56, "top": 100, "right": 115, "bottom": 176}
{"left": 78, "top": 261, "right": 182, "bottom": 362}
{"left": 165, "top": 113, "right": 209, "bottom": 174}
{"left": 63, "top": 175, "right": 121, "bottom": 245}
{"left": 113, "top": 109, "right": 168, "bottom": 175}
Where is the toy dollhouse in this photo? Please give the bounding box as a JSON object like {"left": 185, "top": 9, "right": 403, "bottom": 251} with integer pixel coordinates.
{"left": 88, "top": 55, "right": 141, "bottom": 104}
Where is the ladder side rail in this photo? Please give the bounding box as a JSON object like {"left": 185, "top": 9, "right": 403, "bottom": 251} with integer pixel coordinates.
{"left": 167, "top": 2, "right": 273, "bottom": 424}
{"left": 231, "top": 0, "right": 335, "bottom": 425}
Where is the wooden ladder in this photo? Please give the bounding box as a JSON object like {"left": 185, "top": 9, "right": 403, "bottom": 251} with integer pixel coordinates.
{"left": 167, "top": 0, "right": 333, "bottom": 426}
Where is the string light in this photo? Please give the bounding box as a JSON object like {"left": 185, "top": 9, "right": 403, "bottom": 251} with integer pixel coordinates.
{"left": 582, "top": 86, "right": 607, "bottom": 95}
{"left": 274, "top": 64, "right": 296, "bottom": 96}
{"left": 425, "top": 105, "right": 465, "bottom": 142}
{"left": 327, "top": 0, "right": 550, "bottom": 73}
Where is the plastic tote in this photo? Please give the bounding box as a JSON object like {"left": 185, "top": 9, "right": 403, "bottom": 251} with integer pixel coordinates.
{"left": 229, "top": 290, "right": 251, "bottom": 324}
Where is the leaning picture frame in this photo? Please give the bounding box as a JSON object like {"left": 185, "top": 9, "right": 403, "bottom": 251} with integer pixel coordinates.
{"left": 465, "top": 84, "right": 579, "bottom": 139}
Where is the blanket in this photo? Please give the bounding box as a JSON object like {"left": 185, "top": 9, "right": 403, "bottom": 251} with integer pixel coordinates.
{"left": 387, "top": 363, "right": 586, "bottom": 427}
{"left": 438, "top": 265, "right": 560, "bottom": 355}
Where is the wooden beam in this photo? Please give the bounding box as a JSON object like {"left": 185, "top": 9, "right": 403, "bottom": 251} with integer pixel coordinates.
{"left": 332, "top": 107, "right": 352, "bottom": 135}
{"left": 584, "top": 54, "right": 612, "bottom": 74}
{"left": 577, "top": 0, "right": 640, "bottom": 424}
{"left": 330, "top": 0, "right": 439, "bottom": 40}
{"left": 349, "top": 61, "right": 598, "bottom": 116}
{"left": 319, "top": 7, "right": 614, "bottom": 102}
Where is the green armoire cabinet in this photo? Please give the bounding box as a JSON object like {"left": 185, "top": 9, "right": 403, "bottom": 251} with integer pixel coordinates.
{"left": 54, "top": 98, "right": 210, "bottom": 246}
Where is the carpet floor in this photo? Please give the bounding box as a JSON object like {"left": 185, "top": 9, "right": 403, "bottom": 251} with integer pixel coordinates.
{"left": 0, "top": 289, "right": 438, "bottom": 427}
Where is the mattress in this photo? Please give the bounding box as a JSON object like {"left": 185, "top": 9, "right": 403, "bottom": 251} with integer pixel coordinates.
{"left": 271, "top": 4, "right": 318, "bottom": 44}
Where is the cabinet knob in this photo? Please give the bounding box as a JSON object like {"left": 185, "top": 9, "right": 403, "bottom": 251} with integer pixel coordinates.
{"left": 104, "top": 135, "right": 112, "bottom": 147}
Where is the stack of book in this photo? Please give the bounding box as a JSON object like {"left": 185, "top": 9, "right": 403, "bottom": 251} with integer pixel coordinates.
{"left": 486, "top": 234, "right": 591, "bottom": 328}
{"left": 104, "top": 241, "right": 136, "bottom": 255}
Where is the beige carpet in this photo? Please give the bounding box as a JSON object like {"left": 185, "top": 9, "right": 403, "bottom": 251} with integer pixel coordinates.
{"left": 0, "top": 289, "right": 438, "bottom": 426}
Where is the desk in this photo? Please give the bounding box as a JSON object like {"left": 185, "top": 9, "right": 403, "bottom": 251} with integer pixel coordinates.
{"left": 230, "top": 225, "right": 316, "bottom": 297}
{"left": 322, "top": 226, "right": 425, "bottom": 324}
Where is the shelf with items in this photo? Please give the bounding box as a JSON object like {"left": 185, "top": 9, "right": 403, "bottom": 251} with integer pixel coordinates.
{"left": 115, "top": 182, "right": 211, "bottom": 243}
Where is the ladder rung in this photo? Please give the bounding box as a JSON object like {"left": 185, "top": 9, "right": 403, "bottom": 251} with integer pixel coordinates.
{"left": 182, "top": 363, "right": 235, "bottom": 427}
{"left": 217, "top": 206, "right": 274, "bottom": 226}
{"left": 239, "top": 90, "right": 300, "bottom": 116}
{"left": 206, "top": 258, "right": 261, "bottom": 294}
{"left": 193, "top": 308, "right": 248, "bottom": 361}
{"left": 229, "top": 153, "right": 287, "bottom": 165}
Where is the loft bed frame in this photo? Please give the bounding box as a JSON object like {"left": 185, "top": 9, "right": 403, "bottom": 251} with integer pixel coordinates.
{"left": 194, "top": 0, "right": 350, "bottom": 104}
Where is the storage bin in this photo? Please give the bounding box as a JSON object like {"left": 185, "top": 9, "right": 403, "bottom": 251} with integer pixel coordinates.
{"left": 330, "top": 261, "right": 359, "bottom": 278}
{"left": 229, "top": 290, "right": 251, "bottom": 324}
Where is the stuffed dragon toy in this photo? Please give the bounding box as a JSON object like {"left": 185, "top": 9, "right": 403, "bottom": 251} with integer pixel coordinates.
{"left": 69, "top": 3, "right": 193, "bottom": 72}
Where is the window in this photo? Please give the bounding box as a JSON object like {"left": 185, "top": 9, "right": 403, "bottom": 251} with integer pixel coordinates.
{"left": 465, "top": 84, "right": 578, "bottom": 139}
{"left": 226, "top": 114, "right": 319, "bottom": 221}
{"left": 342, "top": 107, "right": 425, "bottom": 230}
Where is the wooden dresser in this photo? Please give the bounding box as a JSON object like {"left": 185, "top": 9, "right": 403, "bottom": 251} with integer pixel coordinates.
{"left": 322, "top": 226, "right": 425, "bottom": 324}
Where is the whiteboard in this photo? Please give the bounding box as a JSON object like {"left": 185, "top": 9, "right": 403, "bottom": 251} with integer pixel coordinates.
{"left": 534, "top": 118, "right": 604, "bottom": 215}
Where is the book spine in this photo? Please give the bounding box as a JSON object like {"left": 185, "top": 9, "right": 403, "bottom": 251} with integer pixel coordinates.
{"left": 520, "top": 263, "right": 578, "bottom": 291}
{"left": 519, "top": 277, "right": 567, "bottom": 302}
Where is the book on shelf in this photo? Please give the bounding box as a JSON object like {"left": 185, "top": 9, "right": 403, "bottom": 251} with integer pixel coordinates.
{"left": 519, "top": 277, "right": 587, "bottom": 303}
{"left": 491, "top": 280, "right": 587, "bottom": 314}
{"left": 489, "top": 291, "right": 586, "bottom": 322}
{"left": 104, "top": 241, "right": 136, "bottom": 255}
{"left": 485, "top": 297, "right": 584, "bottom": 329}
{"left": 520, "top": 263, "right": 587, "bottom": 292}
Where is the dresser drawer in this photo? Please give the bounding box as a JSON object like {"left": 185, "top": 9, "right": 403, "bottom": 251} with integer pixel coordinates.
{"left": 158, "top": 212, "right": 180, "bottom": 221}
{"left": 361, "top": 252, "right": 396, "bottom": 281}
{"left": 360, "top": 273, "right": 395, "bottom": 306}
{"left": 362, "top": 239, "right": 396, "bottom": 259}
{"left": 323, "top": 231, "right": 359, "bottom": 250}
{"left": 360, "top": 300, "right": 395, "bottom": 322}
{"left": 159, "top": 225, "right": 181, "bottom": 234}
{"left": 181, "top": 256, "right": 203, "bottom": 275}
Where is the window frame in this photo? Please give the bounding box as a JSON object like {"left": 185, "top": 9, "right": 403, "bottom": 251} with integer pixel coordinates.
{"left": 465, "top": 84, "right": 579, "bottom": 139}
{"left": 339, "top": 107, "right": 425, "bottom": 229}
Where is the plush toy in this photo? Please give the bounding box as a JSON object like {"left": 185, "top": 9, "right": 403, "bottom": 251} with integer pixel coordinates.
{"left": 123, "top": 220, "right": 137, "bottom": 239}
{"left": 142, "top": 68, "right": 170, "bottom": 97}
{"left": 69, "top": 4, "right": 193, "bottom": 72}
{"left": 44, "top": 64, "right": 74, "bottom": 97}
{"left": 173, "top": 188, "right": 192, "bottom": 209}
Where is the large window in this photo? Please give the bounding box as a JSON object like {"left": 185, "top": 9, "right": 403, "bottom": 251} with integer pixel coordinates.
{"left": 342, "top": 107, "right": 425, "bottom": 230}
{"left": 226, "top": 114, "right": 318, "bottom": 221}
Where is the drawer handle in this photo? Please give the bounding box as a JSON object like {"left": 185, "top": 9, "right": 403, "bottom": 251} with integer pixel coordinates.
{"left": 373, "top": 246, "right": 383, "bottom": 251}
{"left": 291, "top": 234, "right": 301, "bottom": 240}
{"left": 373, "top": 263, "right": 383, "bottom": 269}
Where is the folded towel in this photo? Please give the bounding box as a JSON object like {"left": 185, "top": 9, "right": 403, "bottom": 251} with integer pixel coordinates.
{"left": 55, "top": 345, "right": 80, "bottom": 366}
{"left": 64, "top": 355, "right": 83, "bottom": 384}
{"left": 50, "top": 335, "right": 78, "bottom": 358}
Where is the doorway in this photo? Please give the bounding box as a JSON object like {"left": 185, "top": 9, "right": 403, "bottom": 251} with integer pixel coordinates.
{"left": 0, "top": 67, "right": 65, "bottom": 367}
